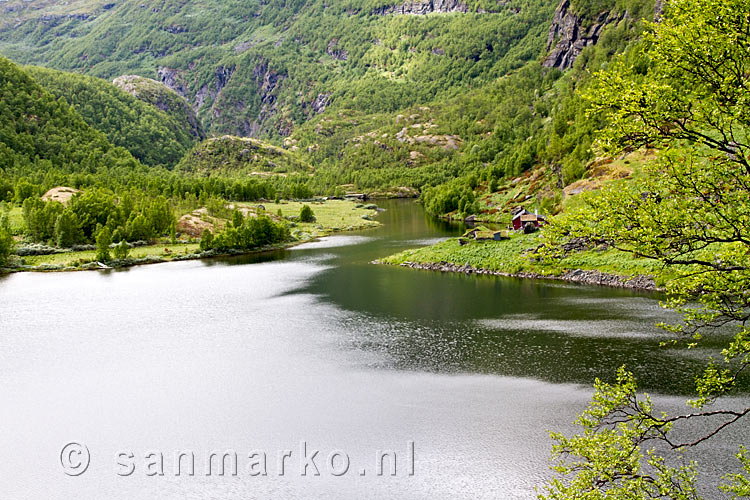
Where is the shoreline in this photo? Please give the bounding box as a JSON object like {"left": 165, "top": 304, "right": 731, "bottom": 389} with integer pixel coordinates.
{"left": 3, "top": 199, "right": 382, "bottom": 274}
{"left": 4, "top": 226, "right": 379, "bottom": 274}
{"left": 2, "top": 241, "right": 298, "bottom": 274}
{"left": 389, "top": 260, "right": 660, "bottom": 291}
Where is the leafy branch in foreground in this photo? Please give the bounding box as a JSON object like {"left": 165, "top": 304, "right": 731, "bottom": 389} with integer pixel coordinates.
{"left": 722, "top": 447, "right": 750, "bottom": 499}
{"left": 539, "top": 0, "right": 750, "bottom": 497}
{"left": 542, "top": 368, "right": 701, "bottom": 500}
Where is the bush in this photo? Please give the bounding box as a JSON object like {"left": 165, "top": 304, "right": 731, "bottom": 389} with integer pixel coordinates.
{"left": 15, "top": 243, "right": 64, "bottom": 256}
{"left": 199, "top": 229, "right": 214, "bottom": 252}
{"left": 112, "top": 241, "right": 129, "bottom": 260}
{"left": 96, "top": 227, "right": 112, "bottom": 262}
{"left": 209, "top": 215, "right": 290, "bottom": 252}
{"left": 55, "top": 210, "right": 82, "bottom": 248}
{"left": 0, "top": 227, "right": 13, "bottom": 266}
{"left": 299, "top": 205, "right": 316, "bottom": 222}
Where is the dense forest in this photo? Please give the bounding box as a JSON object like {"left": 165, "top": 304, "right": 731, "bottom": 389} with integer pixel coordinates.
{"left": 26, "top": 66, "right": 200, "bottom": 166}
{"left": 0, "top": 55, "right": 314, "bottom": 265}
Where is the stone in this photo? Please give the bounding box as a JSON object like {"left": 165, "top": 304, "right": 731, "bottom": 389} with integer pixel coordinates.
{"left": 543, "top": 0, "right": 626, "bottom": 70}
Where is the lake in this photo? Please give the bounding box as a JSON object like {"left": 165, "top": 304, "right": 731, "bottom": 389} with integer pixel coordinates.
{"left": 0, "top": 199, "right": 746, "bottom": 499}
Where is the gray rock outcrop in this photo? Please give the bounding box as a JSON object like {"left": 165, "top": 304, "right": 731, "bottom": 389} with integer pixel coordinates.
{"left": 395, "top": 261, "right": 657, "bottom": 290}
{"left": 373, "top": 0, "right": 469, "bottom": 15}
{"left": 543, "top": 0, "right": 626, "bottom": 70}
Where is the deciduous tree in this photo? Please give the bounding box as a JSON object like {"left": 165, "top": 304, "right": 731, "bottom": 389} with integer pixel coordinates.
{"left": 0, "top": 226, "right": 13, "bottom": 267}
{"left": 96, "top": 226, "right": 112, "bottom": 262}
{"left": 542, "top": 0, "right": 750, "bottom": 497}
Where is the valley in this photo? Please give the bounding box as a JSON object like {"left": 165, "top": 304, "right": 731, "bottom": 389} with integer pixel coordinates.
{"left": 1, "top": 0, "right": 749, "bottom": 498}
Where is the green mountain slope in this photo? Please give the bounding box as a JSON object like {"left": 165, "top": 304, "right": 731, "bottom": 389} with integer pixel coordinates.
{"left": 294, "top": 0, "right": 653, "bottom": 200}
{"left": 177, "top": 136, "right": 313, "bottom": 176}
{"left": 0, "top": 0, "right": 658, "bottom": 219}
{"left": 0, "top": 56, "right": 138, "bottom": 176}
{"left": 112, "top": 75, "right": 205, "bottom": 142}
{"left": 25, "top": 67, "right": 201, "bottom": 167}
{"left": 0, "top": 0, "right": 556, "bottom": 137}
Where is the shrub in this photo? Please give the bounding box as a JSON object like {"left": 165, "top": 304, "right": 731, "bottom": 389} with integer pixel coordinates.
{"left": 0, "top": 227, "right": 13, "bottom": 266}
{"left": 299, "top": 205, "right": 316, "bottom": 222}
{"left": 199, "top": 229, "right": 214, "bottom": 252}
{"left": 112, "top": 241, "right": 129, "bottom": 260}
{"left": 15, "top": 243, "right": 64, "bottom": 256}
{"left": 96, "top": 227, "right": 112, "bottom": 262}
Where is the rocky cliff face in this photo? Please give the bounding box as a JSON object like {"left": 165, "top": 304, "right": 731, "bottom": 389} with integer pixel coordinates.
{"left": 238, "top": 60, "right": 285, "bottom": 137}
{"left": 543, "top": 0, "right": 625, "bottom": 70}
{"left": 155, "top": 58, "right": 294, "bottom": 137}
{"left": 310, "top": 93, "right": 331, "bottom": 114}
{"left": 157, "top": 67, "right": 189, "bottom": 97}
{"left": 326, "top": 38, "right": 348, "bottom": 61}
{"left": 194, "top": 65, "right": 235, "bottom": 112}
{"left": 373, "top": 0, "right": 469, "bottom": 15}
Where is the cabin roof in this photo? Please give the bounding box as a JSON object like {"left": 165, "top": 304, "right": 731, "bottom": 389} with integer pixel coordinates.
{"left": 475, "top": 230, "right": 507, "bottom": 239}
{"left": 475, "top": 231, "right": 496, "bottom": 239}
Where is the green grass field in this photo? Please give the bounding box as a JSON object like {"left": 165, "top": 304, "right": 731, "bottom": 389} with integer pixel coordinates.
{"left": 7, "top": 206, "right": 23, "bottom": 233}
{"left": 380, "top": 231, "right": 665, "bottom": 282}
{"left": 238, "top": 199, "right": 380, "bottom": 238}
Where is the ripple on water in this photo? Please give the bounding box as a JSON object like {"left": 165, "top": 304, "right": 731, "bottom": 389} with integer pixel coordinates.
{"left": 290, "top": 235, "right": 374, "bottom": 250}
{"left": 395, "top": 237, "right": 449, "bottom": 246}
{"left": 477, "top": 315, "right": 671, "bottom": 339}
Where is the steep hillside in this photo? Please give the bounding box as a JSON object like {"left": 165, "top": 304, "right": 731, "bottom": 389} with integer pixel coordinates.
{"left": 0, "top": 0, "right": 556, "bottom": 137}
{"left": 0, "top": 57, "right": 138, "bottom": 178}
{"left": 26, "top": 67, "right": 200, "bottom": 166}
{"left": 177, "top": 136, "right": 313, "bottom": 177}
{"left": 1, "top": 0, "right": 658, "bottom": 216}
{"left": 542, "top": 0, "right": 655, "bottom": 69}
{"left": 112, "top": 75, "right": 204, "bottom": 141}
{"left": 295, "top": 0, "right": 655, "bottom": 202}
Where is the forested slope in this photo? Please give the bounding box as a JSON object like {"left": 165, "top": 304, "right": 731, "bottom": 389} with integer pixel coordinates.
{"left": 0, "top": 0, "right": 660, "bottom": 218}
{"left": 293, "top": 0, "right": 656, "bottom": 213}
{"left": 26, "top": 66, "right": 200, "bottom": 166}
{"left": 0, "top": 0, "right": 557, "bottom": 137}
{"left": 0, "top": 56, "right": 138, "bottom": 184}
{"left": 176, "top": 136, "right": 312, "bottom": 177}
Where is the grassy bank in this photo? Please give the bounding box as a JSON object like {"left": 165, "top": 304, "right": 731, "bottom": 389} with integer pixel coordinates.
{"left": 21, "top": 243, "right": 202, "bottom": 268}
{"left": 249, "top": 200, "right": 379, "bottom": 238}
{"left": 9, "top": 200, "right": 379, "bottom": 272}
{"left": 379, "top": 232, "right": 666, "bottom": 284}
{"left": 6, "top": 206, "right": 23, "bottom": 234}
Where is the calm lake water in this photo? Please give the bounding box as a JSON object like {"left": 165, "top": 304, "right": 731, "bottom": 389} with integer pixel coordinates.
{"left": 0, "top": 199, "right": 747, "bottom": 499}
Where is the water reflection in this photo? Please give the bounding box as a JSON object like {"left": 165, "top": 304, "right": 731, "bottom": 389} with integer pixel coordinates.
{"left": 213, "top": 199, "right": 748, "bottom": 395}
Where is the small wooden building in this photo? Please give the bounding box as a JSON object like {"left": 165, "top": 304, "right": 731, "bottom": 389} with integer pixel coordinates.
{"left": 474, "top": 230, "right": 510, "bottom": 241}
{"left": 460, "top": 226, "right": 509, "bottom": 243}
{"left": 511, "top": 210, "right": 548, "bottom": 231}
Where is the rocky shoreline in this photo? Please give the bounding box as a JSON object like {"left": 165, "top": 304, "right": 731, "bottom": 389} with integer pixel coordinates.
{"left": 395, "top": 260, "right": 659, "bottom": 291}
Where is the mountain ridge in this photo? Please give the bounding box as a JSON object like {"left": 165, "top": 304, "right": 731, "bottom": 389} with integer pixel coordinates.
{"left": 0, "top": 0, "right": 555, "bottom": 137}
